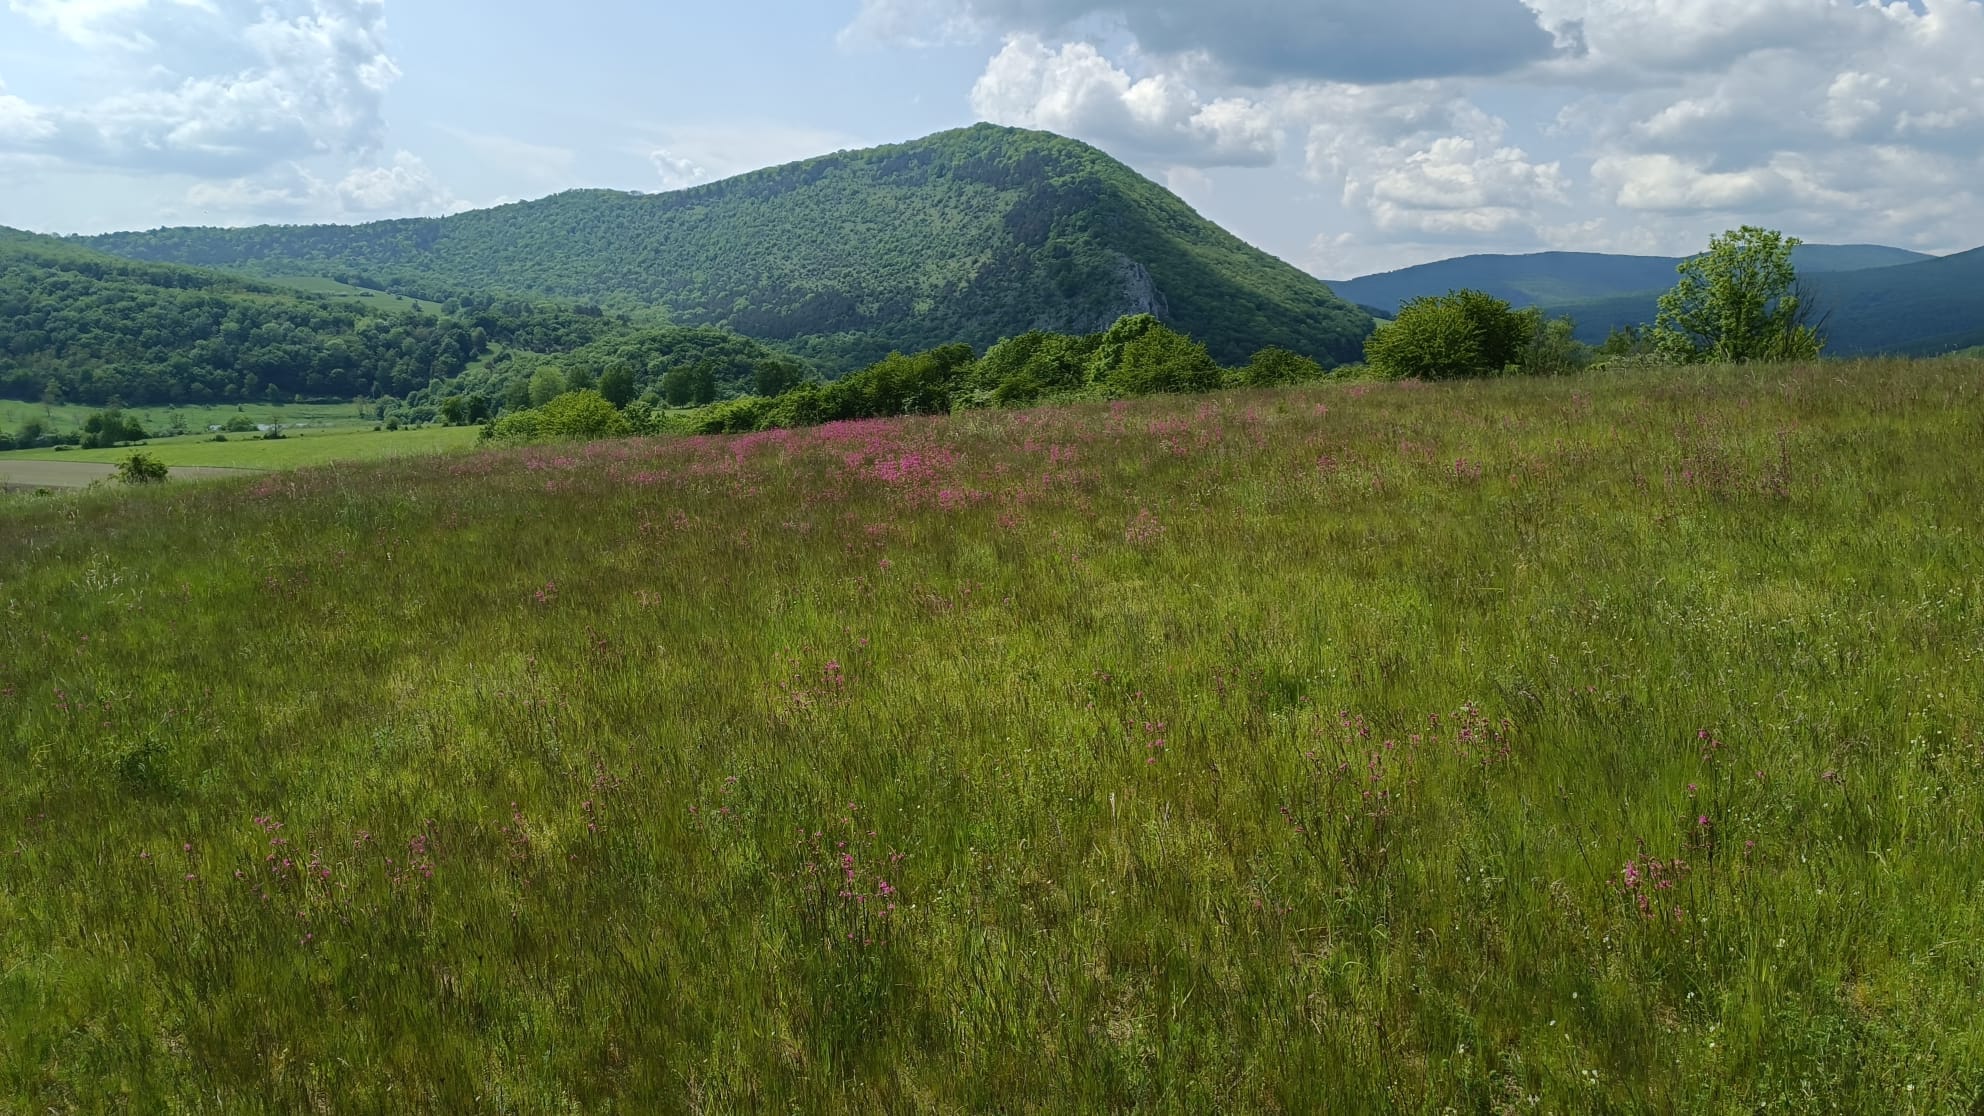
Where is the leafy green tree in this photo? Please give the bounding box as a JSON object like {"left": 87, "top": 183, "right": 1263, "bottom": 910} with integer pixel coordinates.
{"left": 598, "top": 364, "right": 637, "bottom": 408}
{"left": 1521, "top": 315, "right": 1591, "bottom": 377}
{"left": 1363, "top": 290, "right": 1531, "bottom": 380}
{"left": 1086, "top": 315, "right": 1222, "bottom": 396}
{"left": 753, "top": 358, "right": 805, "bottom": 398}
{"left": 565, "top": 365, "right": 598, "bottom": 393}
{"left": 80, "top": 409, "right": 147, "bottom": 448}
{"left": 1653, "top": 227, "right": 1823, "bottom": 363}
{"left": 660, "top": 366, "right": 695, "bottom": 407}
{"left": 527, "top": 367, "right": 568, "bottom": 408}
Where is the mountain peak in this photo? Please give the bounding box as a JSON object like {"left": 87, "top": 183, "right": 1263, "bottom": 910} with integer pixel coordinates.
{"left": 81, "top": 130, "right": 1373, "bottom": 369}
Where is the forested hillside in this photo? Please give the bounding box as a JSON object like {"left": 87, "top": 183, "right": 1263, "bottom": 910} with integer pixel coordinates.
{"left": 0, "top": 229, "right": 644, "bottom": 405}
{"left": 81, "top": 125, "right": 1374, "bottom": 370}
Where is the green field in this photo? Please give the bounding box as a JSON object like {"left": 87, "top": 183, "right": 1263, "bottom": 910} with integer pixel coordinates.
{"left": 0, "top": 398, "right": 375, "bottom": 437}
{"left": 0, "top": 425, "right": 481, "bottom": 473}
{"left": 0, "top": 459, "right": 252, "bottom": 491}
{"left": 262, "top": 275, "right": 446, "bottom": 315}
{"left": 3, "top": 360, "right": 1982, "bottom": 1110}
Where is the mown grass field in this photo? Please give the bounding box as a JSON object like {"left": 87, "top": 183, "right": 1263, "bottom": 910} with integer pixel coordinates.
{"left": 2, "top": 359, "right": 1981, "bottom": 1111}
{"left": 261, "top": 275, "right": 446, "bottom": 316}
{"left": 0, "top": 399, "right": 375, "bottom": 437}
{"left": 0, "top": 425, "right": 482, "bottom": 474}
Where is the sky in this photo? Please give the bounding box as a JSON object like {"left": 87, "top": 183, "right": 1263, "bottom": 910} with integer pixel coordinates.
{"left": 1, "top": 0, "right": 1980, "bottom": 278}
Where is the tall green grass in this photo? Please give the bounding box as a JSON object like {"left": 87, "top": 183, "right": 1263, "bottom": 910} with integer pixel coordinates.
{"left": 2, "top": 359, "right": 1981, "bottom": 1111}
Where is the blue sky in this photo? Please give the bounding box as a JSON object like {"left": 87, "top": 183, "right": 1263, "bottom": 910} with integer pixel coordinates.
{"left": 2, "top": 0, "right": 1980, "bottom": 277}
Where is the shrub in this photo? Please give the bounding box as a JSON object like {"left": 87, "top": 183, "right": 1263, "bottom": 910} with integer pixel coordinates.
{"left": 1364, "top": 290, "right": 1534, "bottom": 380}
{"left": 116, "top": 452, "right": 169, "bottom": 485}
{"left": 1086, "top": 315, "right": 1223, "bottom": 396}
{"left": 1234, "top": 347, "right": 1328, "bottom": 387}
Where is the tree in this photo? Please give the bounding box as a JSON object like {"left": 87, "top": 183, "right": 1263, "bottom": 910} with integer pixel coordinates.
{"left": 527, "top": 367, "right": 568, "bottom": 408}
{"left": 753, "top": 358, "right": 805, "bottom": 398}
{"left": 598, "top": 364, "right": 637, "bottom": 408}
{"left": 1085, "top": 315, "right": 1222, "bottom": 396}
{"left": 1652, "top": 226, "right": 1823, "bottom": 363}
{"left": 81, "top": 409, "right": 147, "bottom": 448}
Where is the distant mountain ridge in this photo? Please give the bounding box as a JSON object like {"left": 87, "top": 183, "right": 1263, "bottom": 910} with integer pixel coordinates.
{"left": 76, "top": 125, "right": 1374, "bottom": 371}
{"left": 1329, "top": 245, "right": 1934, "bottom": 315}
{"left": 1329, "top": 243, "right": 1984, "bottom": 356}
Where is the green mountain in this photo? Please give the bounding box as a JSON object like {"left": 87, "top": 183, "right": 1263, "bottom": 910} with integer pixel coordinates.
{"left": 77, "top": 125, "right": 1374, "bottom": 370}
{"left": 1329, "top": 244, "right": 1934, "bottom": 315}
{"left": 0, "top": 227, "right": 623, "bottom": 405}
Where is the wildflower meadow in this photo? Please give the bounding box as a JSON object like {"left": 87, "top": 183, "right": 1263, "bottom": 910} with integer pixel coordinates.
{"left": 2, "top": 358, "right": 1982, "bottom": 1111}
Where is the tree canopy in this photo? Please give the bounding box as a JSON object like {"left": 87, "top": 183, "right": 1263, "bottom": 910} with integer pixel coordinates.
{"left": 1653, "top": 227, "right": 1823, "bottom": 363}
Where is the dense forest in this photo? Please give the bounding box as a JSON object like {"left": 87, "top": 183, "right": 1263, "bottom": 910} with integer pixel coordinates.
{"left": 0, "top": 229, "right": 639, "bottom": 406}
{"left": 80, "top": 125, "right": 1376, "bottom": 371}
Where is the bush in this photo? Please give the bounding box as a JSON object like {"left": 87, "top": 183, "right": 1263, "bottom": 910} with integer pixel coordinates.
{"left": 485, "top": 390, "right": 632, "bottom": 443}
{"left": 1364, "top": 290, "right": 1535, "bottom": 380}
{"left": 116, "top": 452, "right": 168, "bottom": 485}
{"left": 80, "top": 409, "right": 147, "bottom": 449}
{"left": 1234, "top": 348, "right": 1328, "bottom": 387}
{"left": 221, "top": 415, "right": 259, "bottom": 433}
{"left": 1086, "top": 315, "right": 1222, "bottom": 396}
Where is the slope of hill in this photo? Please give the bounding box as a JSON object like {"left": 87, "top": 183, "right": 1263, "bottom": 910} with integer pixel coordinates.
{"left": 1330, "top": 244, "right": 1934, "bottom": 316}
{"left": 78, "top": 125, "right": 1374, "bottom": 370}
{"left": 0, "top": 228, "right": 633, "bottom": 405}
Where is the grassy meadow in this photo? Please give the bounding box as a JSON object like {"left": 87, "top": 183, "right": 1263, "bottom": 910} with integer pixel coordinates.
{"left": 2, "top": 359, "right": 1982, "bottom": 1111}
{"left": 0, "top": 399, "right": 377, "bottom": 438}
{"left": 0, "top": 426, "right": 484, "bottom": 486}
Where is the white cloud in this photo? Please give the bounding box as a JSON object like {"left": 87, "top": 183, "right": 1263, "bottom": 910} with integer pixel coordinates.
{"left": 649, "top": 148, "right": 711, "bottom": 192}
{"left": 970, "top": 35, "right": 1277, "bottom": 167}
{"left": 182, "top": 149, "right": 461, "bottom": 222}
{"left": 0, "top": 0, "right": 398, "bottom": 175}
{"left": 1288, "top": 83, "right": 1569, "bottom": 240}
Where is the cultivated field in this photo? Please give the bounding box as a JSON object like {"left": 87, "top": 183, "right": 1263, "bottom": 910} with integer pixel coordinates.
{"left": 2, "top": 359, "right": 1981, "bottom": 1111}
{"left": 0, "top": 399, "right": 376, "bottom": 437}
{"left": 0, "top": 425, "right": 483, "bottom": 480}
{"left": 0, "top": 459, "right": 253, "bottom": 491}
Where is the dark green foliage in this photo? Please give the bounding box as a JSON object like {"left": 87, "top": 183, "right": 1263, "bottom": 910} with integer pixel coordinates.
{"left": 0, "top": 228, "right": 621, "bottom": 405}
{"left": 115, "top": 451, "right": 167, "bottom": 484}
{"left": 437, "top": 395, "right": 492, "bottom": 426}
{"left": 597, "top": 364, "right": 637, "bottom": 408}
{"left": 1234, "top": 348, "right": 1328, "bottom": 387}
{"left": 78, "top": 126, "right": 1374, "bottom": 370}
{"left": 79, "top": 409, "right": 147, "bottom": 449}
{"left": 753, "top": 358, "right": 806, "bottom": 398}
